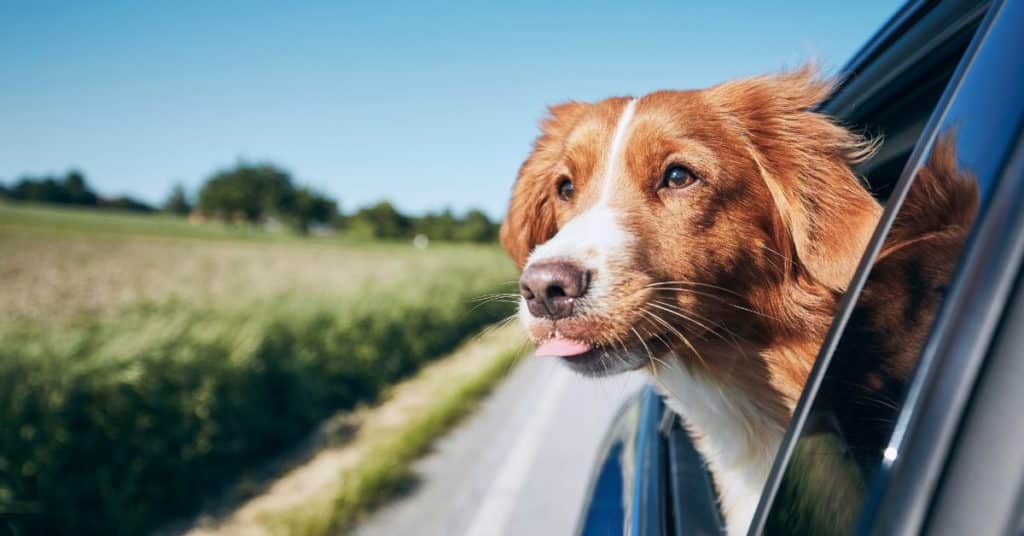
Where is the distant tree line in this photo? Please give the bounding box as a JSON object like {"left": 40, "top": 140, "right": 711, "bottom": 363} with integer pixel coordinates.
{"left": 344, "top": 202, "right": 498, "bottom": 242}
{"left": 0, "top": 170, "right": 156, "bottom": 212}
{"left": 1, "top": 163, "right": 500, "bottom": 242}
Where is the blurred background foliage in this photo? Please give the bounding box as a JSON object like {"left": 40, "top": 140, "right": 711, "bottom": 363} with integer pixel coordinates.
{"left": 0, "top": 162, "right": 500, "bottom": 242}
{"left": 0, "top": 267, "right": 514, "bottom": 535}
{"left": 0, "top": 199, "right": 516, "bottom": 532}
{"left": 0, "top": 165, "right": 515, "bottom": 534}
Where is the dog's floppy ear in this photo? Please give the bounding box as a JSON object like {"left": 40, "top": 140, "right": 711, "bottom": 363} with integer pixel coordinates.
{"left": 500, "top": 101, "right": 587, "bottom": 268}
{"left": 709, "top": 66, "right": 881, "bottom": 289}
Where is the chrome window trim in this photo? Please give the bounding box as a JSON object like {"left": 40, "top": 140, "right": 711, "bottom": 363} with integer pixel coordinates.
{"left": 922, "top": 206, "right": 1024, "bottom": 534}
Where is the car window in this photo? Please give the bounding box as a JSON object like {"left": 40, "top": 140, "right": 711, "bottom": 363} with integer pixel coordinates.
{"left": 764, "top": 130, "right": 982, "bottom": 534}
{"left": 756, "top": 4, "right": 999, "bottom": 535}
{"left": 821, "top": 0, "right": 988, "bottom": 201}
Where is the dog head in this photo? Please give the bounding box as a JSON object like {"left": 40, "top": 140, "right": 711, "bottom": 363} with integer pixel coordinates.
{"left": 501, "top": 67, "right": 880, "bottom": 380}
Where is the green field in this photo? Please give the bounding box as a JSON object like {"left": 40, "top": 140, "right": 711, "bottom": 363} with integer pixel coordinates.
{"left": 0, "top": 202, "right": 518, "bottom": 535}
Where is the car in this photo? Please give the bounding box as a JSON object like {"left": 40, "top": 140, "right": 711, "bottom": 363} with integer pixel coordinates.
{"left": 575, "top": 0, "right": 1024, "bottom": 534}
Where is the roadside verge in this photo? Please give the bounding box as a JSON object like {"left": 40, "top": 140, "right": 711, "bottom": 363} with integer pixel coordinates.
{"left": 185, "top": 323, "right": 528, "bottom": 536}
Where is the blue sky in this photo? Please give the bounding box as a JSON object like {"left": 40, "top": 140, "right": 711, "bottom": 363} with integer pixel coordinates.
{"left": 0, "top": 1, "right": 899, "bottom": 218}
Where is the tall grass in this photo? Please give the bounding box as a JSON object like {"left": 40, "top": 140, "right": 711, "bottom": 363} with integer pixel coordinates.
{"left": 266, "top": 325, "right": 527, "bottom": 536}
{"left": 0, "top": 205, "right": 518, "bottom": 535}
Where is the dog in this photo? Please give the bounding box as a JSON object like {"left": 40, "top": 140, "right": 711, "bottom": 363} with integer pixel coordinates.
{"left": 499, "top": 67, "right": 883, "bottom": 534}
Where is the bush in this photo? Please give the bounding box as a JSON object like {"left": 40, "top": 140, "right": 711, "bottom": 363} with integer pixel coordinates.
{"left": 3, "top": 170, "right": 99, "bottom": 207}
{"left": 195, "top": 162, "right": 337, "bottom": 233}
{"left": 346, "top": 201, "right": 412, "bottom": 239}
{"left": 98, "top": 196, "right": 155, "bottom": 213}
{"left": 162, "top": 183, "right": 192, "bottom": 215}
{"left": 344, "top": 203, "right": 500, "bottom": 243}
{"left": 0, "top": 274, "right": 513, "bottom": 535}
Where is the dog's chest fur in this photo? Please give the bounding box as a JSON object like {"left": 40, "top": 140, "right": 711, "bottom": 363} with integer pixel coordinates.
{"left": 651, "top": 359, "right": 785, "bottom": 535}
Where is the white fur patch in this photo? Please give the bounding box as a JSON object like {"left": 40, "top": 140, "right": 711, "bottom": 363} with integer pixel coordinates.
{"left": 652, "top": 358, "right": 784, "bottom": 535}
{"left": 525, "top": 204, "right": 628, "bottom": 308}
{"left": 597, "top": 98, "right": 637, "bottom": 205}
{"left": 523, "top": 99, "right": 638, "bottom": 317}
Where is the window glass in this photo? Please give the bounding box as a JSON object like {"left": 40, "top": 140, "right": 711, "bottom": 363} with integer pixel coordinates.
{"left": 765, "top": 127, "right": 981, "bottom": 534}
{"left": 762, "top": 8, "right": 1024, "bottom": 533}
{"left": 765, "top": 0, "right": 1024, "bottom": 524}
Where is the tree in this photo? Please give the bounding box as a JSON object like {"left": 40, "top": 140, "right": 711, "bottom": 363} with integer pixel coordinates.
{"left": 413, "top": 208, "right": 458, "bottom": 241}
{"left": 349, "top": 201, "right": 412, "bottom": 239}
{"left": 7, "top": 170, "right": 98, "bottom": 206}
{"left": 197, "top": 162, "right": 297, "bottom": 222}
{"left": 99, "top": 196, "right": 155, "bottom": 212}
{"left": 292, "top": 187, "right": 338, "bottom": 233}
{"left": 162, "top": 183, "right": 192, "bottom": 215}
{"left": 456, "top": 208, "right": 499, "bottom": 242}
{"left": 63, "top": 170, "right": 98, "bottom": 205}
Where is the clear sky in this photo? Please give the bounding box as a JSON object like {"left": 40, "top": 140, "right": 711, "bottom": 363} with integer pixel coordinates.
{"left": 0, "top": 1, "right": 900, "bottom": 218}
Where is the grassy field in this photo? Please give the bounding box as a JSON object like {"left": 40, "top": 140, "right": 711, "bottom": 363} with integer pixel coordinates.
{"left": 0, "top": 201, "right": 510, "bottom": 324}
{"left": 0, "top": 202, "right": 518, "bottom": 535}
{"left": 0, "top": 200, "right": 312, "bottom": 242}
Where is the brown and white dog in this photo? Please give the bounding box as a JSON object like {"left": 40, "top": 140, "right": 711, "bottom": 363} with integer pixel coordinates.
{"left": 500, "top": 67, "right": 882, "bottom": 534}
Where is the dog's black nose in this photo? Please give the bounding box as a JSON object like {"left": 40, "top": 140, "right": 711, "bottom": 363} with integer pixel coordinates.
{"left": 519, "top": 260, "right": 590, "bottom": 320}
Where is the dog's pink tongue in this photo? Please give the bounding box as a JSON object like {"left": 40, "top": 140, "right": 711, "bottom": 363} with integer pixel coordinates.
{"left": 535, "top": 337, "right": 592, "bottom": 358}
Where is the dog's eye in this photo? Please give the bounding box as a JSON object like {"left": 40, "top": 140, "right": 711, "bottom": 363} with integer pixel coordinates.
{"left": 557, "top": 177, "right": 574, "bottom": 201}
{"left": 660, "top": 165, "right": 698, "bottom": 190}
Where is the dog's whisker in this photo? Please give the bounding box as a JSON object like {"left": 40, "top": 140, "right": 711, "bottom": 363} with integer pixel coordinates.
{"left": 634, "top": 320, "right": 670, "bottom": 362}
{"left": 609, "top": 332, "right": 633, "bottom": 373}
{"left": 636, "top": 312, "right": 672, "bottom": 351}
{"left": 647, "top": 301, "right": 717, "bottom": 337}
{"left": 644, "top": 280, "right": 747, "bottom": 299}
{"left": 646, "top": 287, "right": 779, "bottom": 321}
{"left": 755, "top": 243, "right": 796, "bottom": 265}
{"left": 649, "top": 299, "right": 752, "bottom": 354}
{"left": 641, "top": 308, "right": 708, "bottom": 370}
{"left": 470, "top": 293, "right": 521, "bottom": 304}
{"left": 469, "top": 293, "right": 520, "bottom": 304}
{"left": 472, "top": 292, "right": 520, "bottom": 299}
{"left": 645, "top": 327, "right": 674, "bottom": 361}
{"left": 631, "top": 326, "right": 654, "bottom": 362}
{"left": 745, "top": 243, "right": 791, "bottom": 272}
{"left": 649, "top": 299, "right": 724, "bottom": 330}
{"left": 646, "top": 300, "right": 749, "bottom": 359}
{"left": 473, "top": 313, "right": 521, "bottom": 340}
{"left": 469, "top": 300, "right": 521, "bottom": 312}
{"left": 630, "top": 326, "right": 662, "bottom": 382}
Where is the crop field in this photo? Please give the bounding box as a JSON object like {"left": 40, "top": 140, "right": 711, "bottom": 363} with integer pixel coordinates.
{"left": 0, "top": 202, "right": 518, "bottom": 535}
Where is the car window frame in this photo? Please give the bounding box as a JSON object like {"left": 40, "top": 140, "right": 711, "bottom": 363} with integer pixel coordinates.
{"left": 748, "top": 0, "right": 999, "bottom": 533}
{"left": 663, "top": 414, "right": 725, "bottom": 535}
{"left": 861, "top": 1, "right": 1024, "bottom": 531}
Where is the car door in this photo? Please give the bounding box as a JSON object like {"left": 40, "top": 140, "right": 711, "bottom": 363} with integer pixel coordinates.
{"left": 749, "top": 0, "right": 1024, "bottom": 534}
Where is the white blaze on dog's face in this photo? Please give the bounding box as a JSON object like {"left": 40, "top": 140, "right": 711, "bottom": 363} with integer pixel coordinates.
{"left": 500, "top": 68, "right": 881, "bottom": 381}
{"left": 528, "top": 99, "right": 637, "bottom": 270}
{"left": 522, "top": 98, "right": 639, "bottom": 346}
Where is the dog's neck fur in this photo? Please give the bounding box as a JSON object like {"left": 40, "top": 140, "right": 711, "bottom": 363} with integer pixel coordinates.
{"left": 648, "top": 290, "right": 836, "bottom": 535}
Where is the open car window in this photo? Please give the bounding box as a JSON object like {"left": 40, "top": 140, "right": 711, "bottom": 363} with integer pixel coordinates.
{"left": 751, "top": 0, "right": 1006, "bottom": 533}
